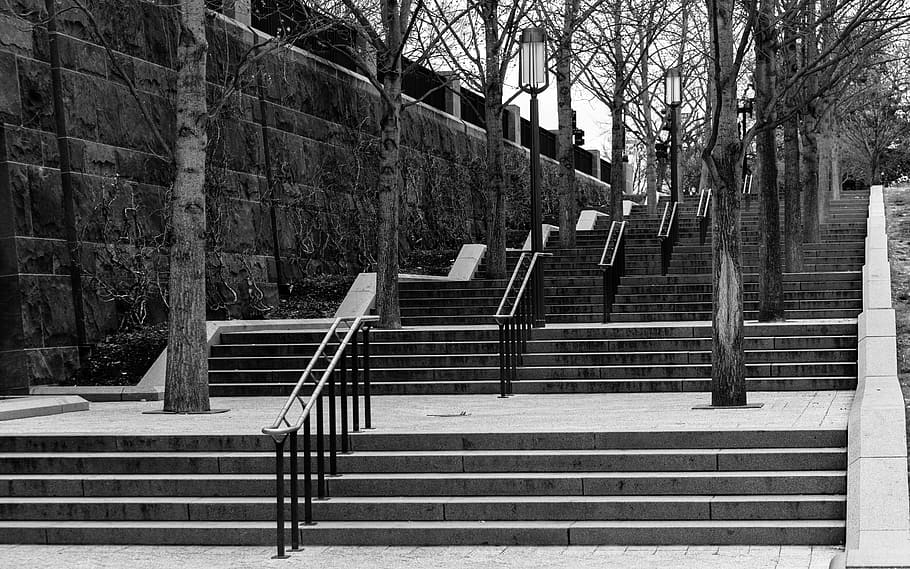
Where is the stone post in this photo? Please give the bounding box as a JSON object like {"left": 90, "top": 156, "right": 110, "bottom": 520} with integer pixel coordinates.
{"left": 439, "top": 72, "right": 461, "bottom": 119}
{"left": 588, "top": 149, "right": 601, "bottom": 179}
{"left": 503, "top": 105, "right": 521, "bottom": 143}
{"left": 223, "top": 0, "right": 252, "bottom": 26}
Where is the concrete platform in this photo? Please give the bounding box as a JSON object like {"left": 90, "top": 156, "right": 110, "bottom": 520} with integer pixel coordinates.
{"left": 0, "top": 391, "right": 851, "bottom": 436}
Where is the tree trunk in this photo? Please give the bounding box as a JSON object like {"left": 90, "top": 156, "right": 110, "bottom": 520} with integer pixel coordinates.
{"left": 640, "top": 29, "right": 658, "bottom": 214}
{"left": 556, "top": 0, "right": 579, "bottom": 247}
{"left": 817, "top": 115, "right": 833, "bottom": 223}
{"left": 781, "top": 7, "right": 803, "bottom": 273}
{"left": 609, "top": 0, "right": 625, "bottom": 221}
{"left": 871, "top": 153, "right": 882, "bottom": 184}
{"left": 831, "top": 133, "right": 841, "bottom": 200}
{"left": 801, "top": 119, "right": 820, "bottom": 242}
{"left": 482, "top": 0, "right": 507, "bottom": 278}
{"left": 706, "top": 0, "right": 746, "bottom": 406}
{"left": 699, "top": 10, "right": 717, "bottom": 195}
{"left": 164, "top": 0, "right": 210, "bottom": 413}
{"left": 675, "top": 1, "right": 689, "bottom": 203}
{"left": 375, "top": 77, "right": 403, "bottom": 329}
{"left": 800, "top": 0, "right": 820, "bottom": 243}
{"left": 754, "top": 0, "right": 784, "bottom": 321}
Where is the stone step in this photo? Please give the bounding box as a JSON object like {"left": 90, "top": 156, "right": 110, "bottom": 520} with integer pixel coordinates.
{"left": 0, "top": 519, "right": 847, "bottom": 545}
{"left": 208, "top": 360, "right": 856, "bottom": 382}
{"left": 209, "top": 376, "right": 855, "bottom": 396}
{"left": 219, "top": 321, "right": 856, "bottom": 345}
{"left": 208, "top": 348, "right": 856, "bottom": 371}
{"left": 0, "top": 447, "right": 846, "bottom": 475}
{"left": 210, "top": 335, "right": 855, "bottom": 357}
{"left": 0, "top": 494, "right": 846, "bottom": 522}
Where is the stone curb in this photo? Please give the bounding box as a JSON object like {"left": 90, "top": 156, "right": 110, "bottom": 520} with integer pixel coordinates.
{"left": 0, "top": 395, "right": 89, "bottom": 421}
{"left": 833, "top": 185, "right": 910, "bottom": 569}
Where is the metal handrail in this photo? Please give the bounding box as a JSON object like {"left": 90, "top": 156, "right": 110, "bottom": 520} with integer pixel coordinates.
{"left": 697, "top": 188, "right": 713, "bottom": 245}
{"left": 598, "top": 220, "right": 628, "bottom": 322}
{"left": 263, "top": 315, "right": 377, "bottom": 439}
{"left": 494, "top": 252, "right": 549, "bottom": 322}
{"left": 742, "top": 173, "right": 754, "bottom": 195}
{"left": 697, "top": 188, "right": 713, "bottom": 218}
{"left": 494, "top": 252, "right": 531, "bottom": 320}
{"left": 657, "top": 201, "right": 678, "bottom": 238}
{"left": 598, "top": 220, "right": 627, "bottom": 268}
{"left": 260, "top": 314, "right": 377, "bottom": 559}
{"left": 658, "top": 202, "right": 679, "bottom": 275}
{"left": 494, "top": 251, "right": 551, "bottom": 397}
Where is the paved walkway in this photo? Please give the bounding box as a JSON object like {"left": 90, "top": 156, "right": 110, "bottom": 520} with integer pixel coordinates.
{"left": 0, "top": 544, "right": 842, "bottom": 568}
{"left": 0, "top": 391, "right": 852, "bottom": 435}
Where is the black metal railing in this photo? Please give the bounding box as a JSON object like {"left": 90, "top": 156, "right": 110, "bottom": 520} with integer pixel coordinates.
{"left": 742, "top": 172, "right": 754, "bottom": 206}
{"left": 658, "top": 202, "right": 679, "bottom": 275}
{"left": 493, "top": 252, "right": 550, "bottom": 398}
{"left": 598, "top": 220, "right": 628, "bottom": 323}
{"left": 261, "top": 315, "right": 378, "bottom": 559}
{"left": 697, "top": 188, "right": 713, "bottom": 246}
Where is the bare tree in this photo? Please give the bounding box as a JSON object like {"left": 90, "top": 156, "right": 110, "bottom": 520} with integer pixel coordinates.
{"left": 420, "top": 0, "right": 532, "bottom": 277}
{"left": 578, "top": 0, "right": 679, "bottom": 221}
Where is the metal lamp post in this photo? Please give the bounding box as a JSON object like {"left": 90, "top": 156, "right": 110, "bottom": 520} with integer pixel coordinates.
{"left": 738, "top": 83, "right": 755, "bottom": 175}
{"left": 519, "top": 27, "right": 549, "bottom": 328}
{"left": 665, "top": 67, "right": 682, "bottom": 204}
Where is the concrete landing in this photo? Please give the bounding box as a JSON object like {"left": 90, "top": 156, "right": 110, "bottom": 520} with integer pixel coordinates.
{"left": 0, "top": 544, "right": 842, "bottom": 568}
{"left": 0, "top": 391, "right": 851, "bottom": 436}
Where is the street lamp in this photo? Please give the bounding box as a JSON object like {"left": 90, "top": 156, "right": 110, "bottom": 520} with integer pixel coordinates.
{"left": 519, "top": 27, "right": 548, "bottom": 328}
{"left": 665, "top": 66, "right": 683, "bottom": 203}
{"left": 738, "top": 83, "right": 755, "bottom": 175}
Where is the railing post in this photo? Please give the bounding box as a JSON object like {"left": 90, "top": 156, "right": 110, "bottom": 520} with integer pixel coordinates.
{"left": 363, "top": 327, "right": 372, "bottom": 429}
{"left": 328, "top": 366, "right": 337, "bottom": 477}
{"left": 340, "top": 345, "right": 349, "bottom": 455}
{"left": 289, "top": 431, "right": 299, "bottom": 551}
{"left": 351, "top": 333, "right": 360, "bottom": 433}
{"left": 602, "top": 268, "right": 610, "bottom": 323}
{"left": 498, "top": 323, "right": 507, "bottom": 398}
{"left": 315, "top": 394, "right": 326, "bottom": 499}
{"left": 272, "top": 436, "right": 288, "bottom": 559}
{"left": 509, "top": 319, "right": 517, "bottom": 395}
{"left": 303, "top": 416, "right": 313, "bottom": 525}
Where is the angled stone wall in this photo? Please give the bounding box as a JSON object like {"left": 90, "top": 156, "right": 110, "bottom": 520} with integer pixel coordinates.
{"left": 0, "top": 0, "right": 609, "bottom": 393}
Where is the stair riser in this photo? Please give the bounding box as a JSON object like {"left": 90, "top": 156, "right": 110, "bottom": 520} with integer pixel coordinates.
{"left": 0, "top": 450, "right": 845, "bottom": 475}
{"left": 0, "top": 498, "right": 845, "bottom": 522}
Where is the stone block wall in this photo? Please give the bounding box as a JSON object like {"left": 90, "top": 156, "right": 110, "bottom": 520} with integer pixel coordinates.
{"left": 0, "top": 0, "right": 608, "bottom": 393}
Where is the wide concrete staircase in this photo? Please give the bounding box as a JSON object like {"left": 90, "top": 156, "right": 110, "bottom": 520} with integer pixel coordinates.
{"left": 207, "top": 321, "right": 856, "bottom": 395}
{"left": 0, "top": 191, "right": 868, "bottom": 545}
{"left": 0, "top": 429, "right": 846, "bottom": 545}
{"left": 206, "top": 194, "right": 866, "bottom": 397}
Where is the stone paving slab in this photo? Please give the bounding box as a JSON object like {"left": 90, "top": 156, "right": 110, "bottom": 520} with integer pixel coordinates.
{"left": 0, "top": 544, "right": 843, "bottom": 568}
{"left": 0, "top": 391, "right": 852, "bottom": 436}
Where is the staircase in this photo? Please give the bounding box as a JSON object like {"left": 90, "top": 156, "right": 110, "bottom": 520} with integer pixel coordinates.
{"left": 0, "top": 429, "right": 845, "bottom": 545}
{"left": 0, "top": 191, "right": 868, "bottom": 546}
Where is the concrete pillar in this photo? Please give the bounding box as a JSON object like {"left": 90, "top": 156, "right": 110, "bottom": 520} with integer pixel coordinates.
{"left": 588, "top": 150, "right": 601, "bottom": 179}
{"left": 504, "top": 105, "right": 521, "bottom": 143}
{"left": 623, "top": 159, "right": 633, "bottom": 194}
{"left": 439, "top": 72, "right": 461, "bottom": 119}
{"left": 223, "top": 0, "right": 251, "bottom": 25}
